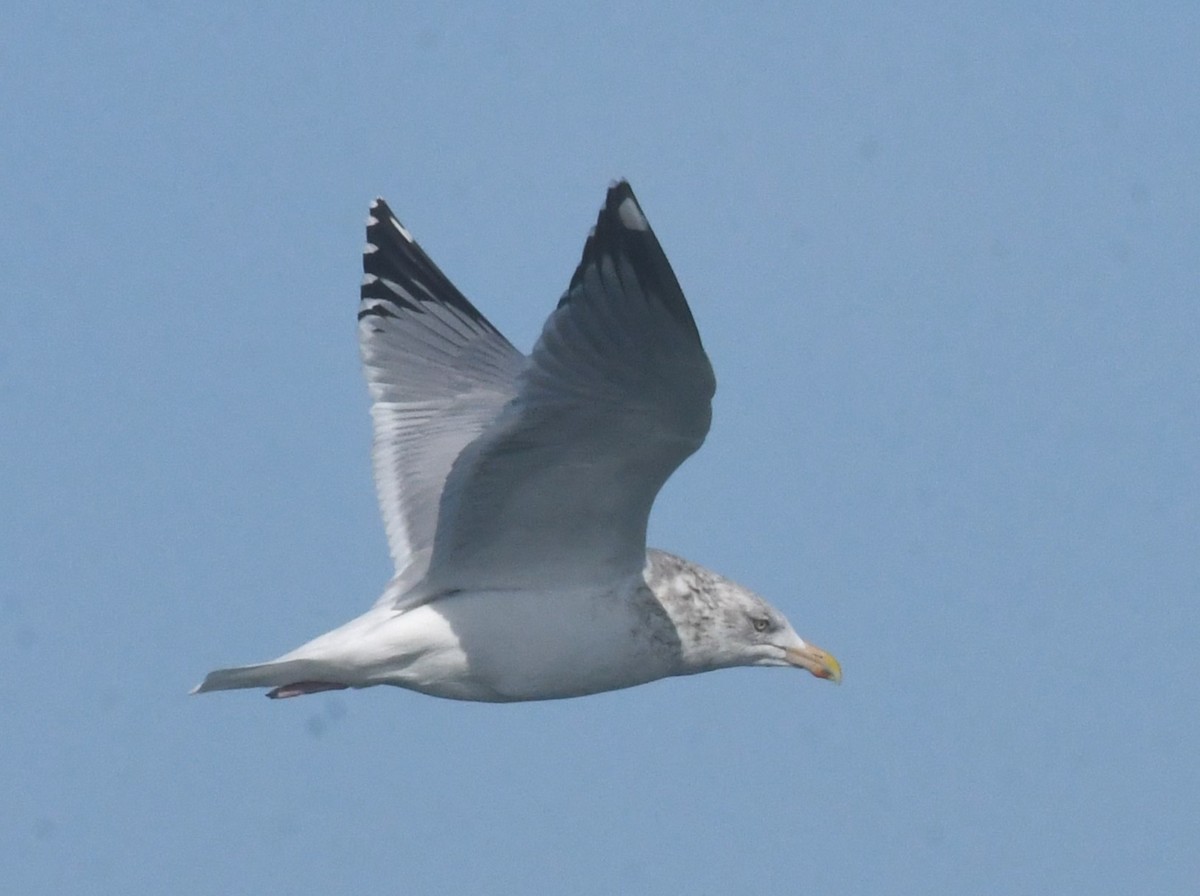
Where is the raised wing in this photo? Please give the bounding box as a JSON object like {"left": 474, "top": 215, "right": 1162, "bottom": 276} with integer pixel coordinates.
{"left": 421, "top": 182, "right": 716, "bottom": 594}
{"left": 359, "top": 199, "right": 524, "bottom": 580}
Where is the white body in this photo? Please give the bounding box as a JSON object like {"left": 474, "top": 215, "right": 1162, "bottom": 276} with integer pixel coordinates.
{"left": 275, "top": 582, "right": 678, "bottom": 702}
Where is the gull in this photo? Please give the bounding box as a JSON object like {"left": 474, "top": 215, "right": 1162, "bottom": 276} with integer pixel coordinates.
{"left": 193, "top": 182, "right": 841, "bottom": 702}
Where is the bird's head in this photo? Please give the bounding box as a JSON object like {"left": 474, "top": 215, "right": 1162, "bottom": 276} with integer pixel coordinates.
{"left": 731, "top": 596, "right": 842, "bottom": 683}
{"left": 655, "top": 558, "right": 842, "bottom": 684}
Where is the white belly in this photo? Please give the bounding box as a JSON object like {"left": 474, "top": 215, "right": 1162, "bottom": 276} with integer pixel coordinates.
{"left": 361, "top": 586, "right": 680, "bottom": 702}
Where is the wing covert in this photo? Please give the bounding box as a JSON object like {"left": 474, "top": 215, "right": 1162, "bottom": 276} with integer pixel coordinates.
{"left": 422, "top": 182, "right": 715, "bottom": 593}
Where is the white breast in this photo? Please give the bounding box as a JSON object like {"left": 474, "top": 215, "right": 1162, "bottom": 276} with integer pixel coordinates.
{"left": 362, "top": 585, "right": 681, "bottom": 702}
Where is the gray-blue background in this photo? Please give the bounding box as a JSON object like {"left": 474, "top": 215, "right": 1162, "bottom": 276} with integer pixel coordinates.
{"left": 4, "top": 5, "right": 1196, "bottom": 894}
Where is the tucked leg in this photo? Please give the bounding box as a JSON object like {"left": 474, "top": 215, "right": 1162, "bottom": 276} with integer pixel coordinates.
{"left": 266, "top": 681, "right": 350, "bottom": 699}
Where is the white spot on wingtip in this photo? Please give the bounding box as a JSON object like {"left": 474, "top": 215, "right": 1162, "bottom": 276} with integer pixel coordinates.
{"left": 362, "top": 273, "right": 379, "bottom": 285}
{"left": 364, "top": 242, "right": 378, "bottom": 254}
{"left": 391, "top": 216, "right": 414, "bottom": 242}
{"left": 617, "top": 196, "right": 649, "bottom": 231}
{"left": 368, "top": 202, "right": 416, "bottom": 242}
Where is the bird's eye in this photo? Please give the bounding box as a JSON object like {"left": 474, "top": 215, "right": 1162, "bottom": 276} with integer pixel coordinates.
{"left": 752, "top": 617, "right": 770, "bottom": 633}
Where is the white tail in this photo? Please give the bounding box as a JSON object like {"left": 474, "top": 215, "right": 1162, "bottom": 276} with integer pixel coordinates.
{"left": 190, "top": 658, "right": 337, "bottom": 695}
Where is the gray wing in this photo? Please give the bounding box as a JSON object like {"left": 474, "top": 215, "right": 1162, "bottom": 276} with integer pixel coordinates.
{"left": 420, "top": 182, "right": 716, "bottom": 595}
{"left": 359, "top": 199, "right": 525, "bottom": 583}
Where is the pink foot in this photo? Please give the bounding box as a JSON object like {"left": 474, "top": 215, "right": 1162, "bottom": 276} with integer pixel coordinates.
{"left": 266, "top": 681, "right": 350, "bottom": 699}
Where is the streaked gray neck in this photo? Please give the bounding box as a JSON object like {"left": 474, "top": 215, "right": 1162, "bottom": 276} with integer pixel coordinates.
{"left": 642, "top": 548, "right": 760, "bottom": 670}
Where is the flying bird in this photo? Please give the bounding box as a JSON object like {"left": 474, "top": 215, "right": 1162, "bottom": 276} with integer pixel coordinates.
{"left": 193, "top": 182, "right": 841, "bottom": 702}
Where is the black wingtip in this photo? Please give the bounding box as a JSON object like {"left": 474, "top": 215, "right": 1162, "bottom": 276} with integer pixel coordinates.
{"left": 565, "top": 181, "right": 700, "bottom": 339}
{"left": 367, "top": 197, "right": 393, "bottom": 224}
{"left": 606, "top": 178, "right": 635, "bottom": 201}
{"left": 360, "top": 196, "right": 495, "bottom": 329}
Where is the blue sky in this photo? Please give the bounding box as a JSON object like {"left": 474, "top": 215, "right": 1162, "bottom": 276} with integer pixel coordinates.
{"left": 3, "top": 5, "right": 1198, "bottom": 894}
